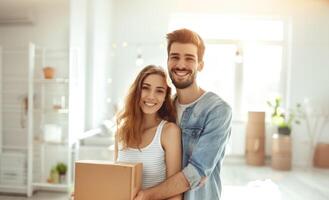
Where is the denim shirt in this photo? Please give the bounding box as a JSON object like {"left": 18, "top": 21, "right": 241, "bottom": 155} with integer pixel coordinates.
{"left": 178, "top": 92, "right": 232, "bottom": 200}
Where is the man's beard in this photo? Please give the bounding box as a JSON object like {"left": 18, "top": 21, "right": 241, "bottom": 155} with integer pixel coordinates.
{"left": 169, "top": 69, "right": 196, "bottom": 89}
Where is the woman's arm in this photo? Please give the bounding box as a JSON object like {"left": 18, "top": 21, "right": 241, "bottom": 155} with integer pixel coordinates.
{"left": 161, "top": 122, "right": 183, "bottom": 200}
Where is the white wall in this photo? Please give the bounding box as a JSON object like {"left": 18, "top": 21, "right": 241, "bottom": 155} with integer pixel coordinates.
{"left": 3, "top": 0, "right": 327, "bottom": 167}
{"left": 0, "top": 0, "right": 69, "bottom": 148}
{"left": 0, "top": 1, "right": 68, "bottom": 49}
{"left": 70, "top": 0, "right": 114, "bottom": 131}
{"left": 86, "top": 0, "right": 113, "bottom": 129}
{"left": 108, "top": 0, "right": 329, "bottom": 167}
{"left": 69, "top": 0, "right": 88, "bottom": 138}
{"left": 110, "top": 0, "right": 173, "bottom": 106}
{"left": 288, "top": 3, "right": 329, "bottom": 166}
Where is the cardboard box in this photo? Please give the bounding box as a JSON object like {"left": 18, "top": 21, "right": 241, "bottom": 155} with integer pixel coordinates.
{"left": 74, "top": 161, "right": 142, "bottom": 200}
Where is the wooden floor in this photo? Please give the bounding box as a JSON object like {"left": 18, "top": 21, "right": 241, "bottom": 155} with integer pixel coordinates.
{"left": 221, "top": 158, "right": 329, "bottom": 200}
{"left": 1, "top": 158, "right": 328, "bottom": 200}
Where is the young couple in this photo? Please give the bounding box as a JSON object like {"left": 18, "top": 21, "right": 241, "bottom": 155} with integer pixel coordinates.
{"left": 115, "top": 28, "right": 232, "bottom": 200}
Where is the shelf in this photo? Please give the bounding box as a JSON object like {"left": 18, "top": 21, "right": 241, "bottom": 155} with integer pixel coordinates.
{"left": 2, "top": 78, "right": 28, "bottom": 83}
{"left": 1, "top": 44, "right": 72, "bottom": 196}
{"left": 2, "top": 145, "right": 28, "bottom": 151}
{"left": 2, "top": 104, "right": 21, "bottom": 109}
{"left": 32, "top": 182, "right": 69, "bottom": 192}
{"left": 2, "top": 128, "right": 27, "bottom": 135}
{"left": 34, "top": 139, "right": 68, "bottom": 146}
{"left": 0, "top": 185, "right": 27, "bottom": 194}
{"left": 34, "top": 78, "right": 69, "bottom": 84}
{"left": 1, "top": 90, "right": 27, "bottom": 94}
{"left": 34, "top": 108, "right": 69, "bottom": 114}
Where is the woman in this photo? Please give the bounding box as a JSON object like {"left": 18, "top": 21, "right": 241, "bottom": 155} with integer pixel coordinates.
{"left": 115, "top": 65, "right": 182, "bottom": 200}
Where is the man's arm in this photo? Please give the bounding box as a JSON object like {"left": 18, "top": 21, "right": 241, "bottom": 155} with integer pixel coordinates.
{"left": 135, "top": 104, "right": 232, "bottom": 200}
{"left": 182, "top": 104, "right": 232, "bottom": 185}
{"left": 178, "top": 103, "right": 232, "bottom": 191}
{"left": 135, "top": 123, "right": 188, "bottom": 200}
{"left": 134, "top": 171, "right": 190, "bottom": 200}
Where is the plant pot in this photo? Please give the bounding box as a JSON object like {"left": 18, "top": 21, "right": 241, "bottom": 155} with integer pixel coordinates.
{"left": 43, "top": 66, "right": 55, "bottom": 79}
{"left": 50, "top": 169, "right": 59, "bottom": 183}
{"left": 59, "top": 174, "right": 66, "bottom": 183}
{"left": 278, "top": 127, "right": 291, "bottom": 135}
{"left": 272, "top": 133, "right": 292, "bottom": 170}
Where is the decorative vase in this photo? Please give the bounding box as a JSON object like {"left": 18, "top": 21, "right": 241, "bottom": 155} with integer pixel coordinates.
{"left": 43, "top": 66, "right": 55, "bottom": 79}
{"left": 272, "top": 133, "right": 292, "bottom": 170}
{"left": 246, "top": 112, "right": 265, "bottom": 166}
{"left": 313, "top": 143, "right": 329, "bottom": 168}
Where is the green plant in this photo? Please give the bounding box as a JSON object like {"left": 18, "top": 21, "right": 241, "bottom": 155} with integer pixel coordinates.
{"left": 47, "top": 166, "right": 59, "bottom": 183}
{"left": 56, "top": 162, "right": 67, "bottom": 175}
{"left": 267, "top": 96, "right": 301, "bottom": 135}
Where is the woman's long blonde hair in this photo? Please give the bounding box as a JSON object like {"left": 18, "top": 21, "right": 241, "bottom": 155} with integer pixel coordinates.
{"left": 116, "top": 65, "right": 176, "bottom": 149}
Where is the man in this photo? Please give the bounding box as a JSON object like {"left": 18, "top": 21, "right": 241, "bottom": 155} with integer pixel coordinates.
{"left": 135, "top": 28, "right": 232, "bottom": 200}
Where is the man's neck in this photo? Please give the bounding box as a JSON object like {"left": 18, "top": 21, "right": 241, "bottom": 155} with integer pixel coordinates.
{"left": 176, "top": 83, "right": 205, "bottom": 105}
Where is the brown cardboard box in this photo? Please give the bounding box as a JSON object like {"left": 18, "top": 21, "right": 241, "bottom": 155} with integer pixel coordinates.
{"left": 74, "top": 161, "right": 142, "bottom": 200}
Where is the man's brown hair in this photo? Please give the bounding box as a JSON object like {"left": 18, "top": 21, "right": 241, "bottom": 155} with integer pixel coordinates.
{"left": 166, "top": 28, "right": 205, "bottom": 62}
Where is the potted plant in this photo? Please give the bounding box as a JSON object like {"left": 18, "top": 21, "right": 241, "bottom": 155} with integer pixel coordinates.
{"left": 298, "top": 98, "right": 329, "bottom": 168}
{"left": 267, "top": 96, "right": 301, "bottom": 135}
{"left": 56, "top": 162, "right": 67, "bottom": 183}
{"left": 43, "top": 66, "right": 55, "bottom": 79}
{"left": 267, "top": 96, "right": 301, "bottom": 170}
{"left": 47, "top": 166, "right": 59, "bottom": 184}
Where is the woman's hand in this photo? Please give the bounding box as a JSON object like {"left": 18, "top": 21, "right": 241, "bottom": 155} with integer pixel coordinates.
{"left": 134, "top": 190, "right": 150, "bottom": 200}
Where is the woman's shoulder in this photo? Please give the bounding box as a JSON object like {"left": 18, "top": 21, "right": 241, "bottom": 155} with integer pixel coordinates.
{"left": 161, "top": 122, "right": 181, "bottom": 148}
{"left": 163, "top": 121, "right": 180, "bottom": 130}
{"left": 162, "top": 122, "right": 181, "bottom": 136}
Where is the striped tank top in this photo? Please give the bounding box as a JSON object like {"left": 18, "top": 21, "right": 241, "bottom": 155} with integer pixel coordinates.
{"left": 117, "top": 120, "right": 167, "bottom": 189}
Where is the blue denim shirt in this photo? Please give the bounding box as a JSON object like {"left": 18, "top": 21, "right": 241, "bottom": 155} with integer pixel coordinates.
{"left": 178, "top": 92, "right": 232, "bottom": 200}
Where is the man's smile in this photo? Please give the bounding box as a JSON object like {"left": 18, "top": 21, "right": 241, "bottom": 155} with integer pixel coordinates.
{"left": 172, "top": 69, "right": 192, "bottom": 79}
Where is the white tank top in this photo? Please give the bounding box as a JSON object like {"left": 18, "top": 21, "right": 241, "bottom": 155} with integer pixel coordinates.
{"left": 117, "top": 120, "right": 167, "bottom": 189}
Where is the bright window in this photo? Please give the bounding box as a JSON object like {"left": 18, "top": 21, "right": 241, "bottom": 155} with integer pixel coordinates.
{"left": 169, "top": 14, "right": 286, "bottom": 120}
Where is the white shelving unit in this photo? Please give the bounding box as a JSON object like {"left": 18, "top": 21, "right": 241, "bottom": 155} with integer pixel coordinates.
{"left": 28, "top": 43, "right": 72, "bottom": 196}
{"left": 0, "top": 43, "right": 83, "bottom": 197}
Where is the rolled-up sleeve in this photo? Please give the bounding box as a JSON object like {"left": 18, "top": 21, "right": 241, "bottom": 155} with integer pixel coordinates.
{"left": 182, "top": 163, "right": 201, "bottom": 188}
{"left": 182, "top": 104, "right": 232, "bottom": 189}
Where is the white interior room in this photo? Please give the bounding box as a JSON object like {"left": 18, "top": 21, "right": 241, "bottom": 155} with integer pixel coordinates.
{"left": 0, "top": 0, "right": 328, "bottom": 199}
